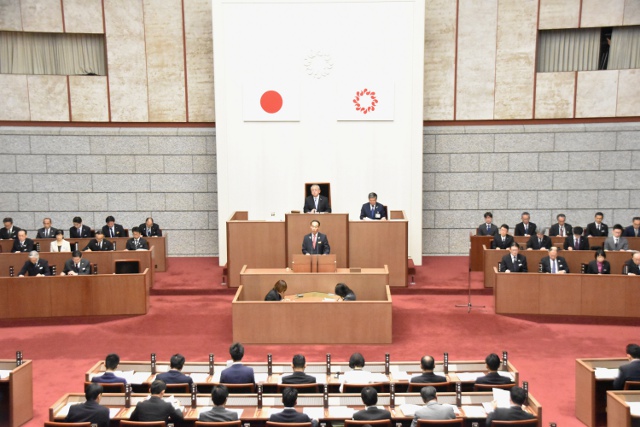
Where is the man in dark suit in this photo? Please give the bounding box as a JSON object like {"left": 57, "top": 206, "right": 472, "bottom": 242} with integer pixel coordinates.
{"left": 70, "top": 216, "right": 92, "bottom": 238}
{"left": 475, "top": 353, "right": 514, "bottom": 385}
{"left": 410, "top": 355, "right": 446, "bottom": 384}
{"left": 492, "top": 224, "right": 514, "bottom": 250}
{"left": 199, "top": 385, "right": 239, "bottom": 422}
{"left": 623, "top": 217, "right": 640, "bottom": 238}
{"left": 130, "top": 380, "right": 184, "bottom": 422}
{"left": 64, "top": 383, "right": 110, "bottom": 427}
{"left": 477, "top": 212, "right": 498, "bottom": 236}
{"left": 125, "top": 227, "right": 149, "bottom": 251}
{"left": 36, "top": 217, "right": 58, "bottom": 239}
{"left": 549, "top": 213, "right": 572, "bottom": 237}
{"left": 156, "top": 354, "right": 194, "bottom": 386}
{"left": 282, "top": 354, "right": 317, "bottom": 384}
{"left": 526, "top": 228, "right": 552, "bottom": 250}
{"left": 61, "top": 250, "right": 91, "bottom": 276}
{"left": 302, "top": 220, "right": 330, "bottom": 255}
{"left": 360, "top": 192, "right": 387, "bottom": 220}
{"left": 585, "top": 212, "right": 608, "bottom": 237}
{"left": 303, "top": 184, "right": 331, "bottom": 213}
{"left": 540, "top": 247, "right": 569, "bottom": 274}
{"left": 614, "top": 343, "right": 640, "bottom": 389}
{"left": 514, "top": 212, "right": 536, "bottom": 237}
{"left": 139, "top": 217, "right": 162, "bottom": 237}
{"left": 485, "top": 386, "right": 535, "bottom": 426}
{"left": 499, "top": 245, "right": 528, "bottom": 273}
{"left": 92, "top": 354, "right": 127, "bottom": 384}
{"left": 624, "top": 253, "right": 640, "bottom": 275}
{"left": 102, "top": 215, "right": 126, "bottom": 238}
{"left": 17, "top": 251, "right": 51, "bottom": 277}
{"left": 12, "top": 230, "right": 34, "bottom": 253}
{"left": 0, "top": 217, "right": 20, "bottom": 240}
{"left": 220, "top": 342, "right": 255, "bottom": 384}
{"left": 353, "top": 387, "right": 392, "bottom": 421}
{"left": 83, "top": 231, "right": 114, "bottom": 251}
{"left": 564, "top": 227, "right": 590, "bottom": 251}
{"left": 270, "top": 387, "right": 318, "bottom": 426}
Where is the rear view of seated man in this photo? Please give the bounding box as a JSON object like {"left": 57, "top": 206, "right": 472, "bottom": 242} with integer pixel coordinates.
{"left": 485, "top": 386, "right": 535, "bottom": 426}
{"left": 17, "top": 251, "right": 51, "bottom": 277}
{"left": 269, "top": 387, "right": 318, "bottom": 426}
{"left": 130, "top": 380, "right": 184, "bottom": 422}
{"left": 220, "top": 342, "right": 255, "bottom": 384}
{"left": 564, "top": 226, "right": 589, "bottom": 251}
{"left": 64, "top": 383, "right": 110, "bottom": 427}
{"left": 477, "top": 212, "right": 498, "bottom": 236}
{"left": 199, "top": 385, "right": 239, "bottom": 422}
{"left": 475, "top": 353, "right": 513, "bottom": 385}
{"left": 139, "top": 217, "right": 162, "bottom": 237}
{"left": 12, "top": 230, "right": 34, "bottom": 253}
{"left": 624, "top": 252, "right": 640, "bottom": 275}
{"left": 36, "top": 217, "right": 58, "bottom": 238}
{"left": 83, "top": 230, "right": 114, "bottom": 251}
{"left": 102, "top": 215, "right": 126, "bottom": 238}
{"left": 613, "top": 343, "right": 640, "bottom": 389}
{"left": 70, "top": 216, "right": 92, "bottom": 238}
{"left": 540, "top": 247, "right": 569, "bottom": 274}
{"left": 410, "top": 386, "right": 455, "bottom": 427}
{"left": 411, "top": 355, "right": 446, "bottom": 384}
{"left": 526, "top": 228, "right": 551, "bottom": 251}
{"left": 156, "top": 353, "right": 193, "bottom": 386}
{"left": 0, "top": 217, "right": 20, "bottom": 239}
{"left": 61, "top": 250, "right": 91, "bottom": 276}
{"left": 282, "top": 354, "right": 317, "bottom": 384}
{"left": 92, "top": 353, "right": 127, "bottom": 384}
{"left": 499, "top": 244, "right": 528, "bottom": 273}
{"left": 125, "top": 227, "right": 149, "bottom": 250}
{"left": 353, "top": 386, "right": 392, "bottom": 421}
{"left": 492, "top": 224, "right": 514, "bottom": 250}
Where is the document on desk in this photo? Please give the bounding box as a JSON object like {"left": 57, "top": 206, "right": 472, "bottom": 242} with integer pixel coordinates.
{"left": 629, "top": 402, "right": 640, "bottom": 416}
{"left": 370, "top": 373, "right": 389, "bottom": 382}
{"left": 461, "top": 405, "right": 486, "bottom": 418}
{"left": 255, "top": 373, "right": 269, "bottom": 383}
{"left": 303, "top": 407, "right": 325, "bottom": 419}
{"left": 109, "top": 408, "right": 121, "bottom": 418}
{"left": 493, "top": 388, "right": 511, "bottom": 408}
{"left": 391, "top": 371, "right": 412, "bottom": 381}
{"left": 456, "top": 372, "right": 484, "bottom": 382}
{"left": 313, "top": 374, "right": 328, "bottom": 384}
{"left": 329, "top": 406, "right": 355, "bottom": 418}
{"left": 130, "top": 371, "right": 153, "bottom": 384}
{"left": 497, "top": 371, "right": 515, "bottom": 381}
{"left": 399, "top": 404, "right": 421, "bottom": 416}
{"left": 594, "top": 367, "right": 619, "bottom": 379}
{"left": 57, "top": 403, "right": 75, "bottom": 417}
{"left": 190, "top": 373, "right": 211, "bottom": 383}
{"left": 0, "top": 370, "right": 11, "bottom": 379}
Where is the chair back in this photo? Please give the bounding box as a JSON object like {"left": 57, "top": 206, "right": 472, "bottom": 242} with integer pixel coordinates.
{"left": 473, "top": 383, "right": 515, "bottom": 391}
{"left": 115, "top": 259, "right": 140, "bottom": 274}
{"left": 45, "top": 423, "right": 91, "bottom": 427}
{"left": 624, "top": 380, "right": 640, "bottom": 390}
{"left": 416, "top": 420, "right": 464, "bottom": 427}
{"left": 164, "top": 383, "right": 190, "bottom": 393}
{"left": 85, "top": 381, "right": 125, "bottom": 393}
{"left": 221, "top": 383, "right": 255, "bottom": 393}
{"left": 120, "top": 421, "right": 166, "bottom": 427}
{"left": 407, "top": 382, "right": 452, "bottom": 392}
{"left": 276, "top": 383, "right": 319, "bottom": 393}
{"left": 345, "top": 420, "right": 391, "bottom": 427}
{"left": 490, "top": 420, "right": 538, "bottom": 426}
{"left": 195, "top": 422, "right": 242, "bottom": 427}
{"left": 342, "top": 382, "right": 387, "bottom": 393}
{"left": 266, "top": 422, "right": 312, "bottom": 427}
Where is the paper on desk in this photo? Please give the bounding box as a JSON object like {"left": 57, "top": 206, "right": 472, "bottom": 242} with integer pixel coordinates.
{"left": 629, "top": 402, "right": 640, "bottom": 416}
{"left": 461, "top": 405, "right": 486, "bottom": 418}
{"left": 0, "top": 370, "right": 10, "bottom": 379}
{"left": 329, "top": 406, "right": 355, "bottom": 418}
{"left": 497, "top": 371, "right": 515, "bottom": 380}
{"left": 445, "top": 404, "right": 461, "bottom": 416}
{"left": 392, "top": 371, "right": 412, "bottom": 381}
{"left": 493, "top": 387, "right": 511, "bottom": 408}
{"left": 399, "top": 404, "right": 421, "bottom": 416}
{"left": 57, "top": 403, "right": 75, "bottom": 417}
{"left": 255, "top": 373, "right": 269, "bottom": 383}
{"left": 109, "top": 407, "right": 121, "bottom": 418}
{"left": 594, "top": 368, "right": 619, "bottom": 379}
{"left": 190, "top": 373, "right": 211, "bottom": 383}
{"left": 370, "top": 373, "right": 389, "bottom": 382}
{"left": 456, "top": 372, "right": 484, "bottom": 382}
{"left": 303, "top": 407, "right": 325, "bottom": 419}
{"left": 313, "top": 375, "right": 328, "bottom": 384}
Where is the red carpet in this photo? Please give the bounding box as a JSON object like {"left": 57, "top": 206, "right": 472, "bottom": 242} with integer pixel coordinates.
{"left": 2, "top": 256, "right": 639, "bottom": 427}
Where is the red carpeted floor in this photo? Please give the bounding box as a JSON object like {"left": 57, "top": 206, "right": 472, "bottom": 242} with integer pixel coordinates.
{"left": 1, "top": 256, "right": 639, "bottom": 427}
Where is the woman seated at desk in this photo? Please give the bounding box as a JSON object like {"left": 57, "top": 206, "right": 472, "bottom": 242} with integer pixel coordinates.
{"left": 586, "top": 249, "right": 610, "bottom": 274}
{"left": 335, "top": 283, "right": 356, "bottom": 301}
{"left": 265, "top": 280, "right": 287, "bottom": 301}
{"left": 50, "top": 230, "right": 71, "bottom": 252}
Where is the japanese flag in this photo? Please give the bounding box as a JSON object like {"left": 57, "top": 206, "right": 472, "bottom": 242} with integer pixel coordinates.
{"left": 243, "top": 82, "right": 300, "bottom": 121}
{"left": 336, "top": 81, "right": 395, "bottom": 121}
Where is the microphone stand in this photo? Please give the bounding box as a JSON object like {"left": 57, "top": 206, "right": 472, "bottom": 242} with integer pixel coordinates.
{"left": 455, "top": 238, "right": 485, "bottom": 313}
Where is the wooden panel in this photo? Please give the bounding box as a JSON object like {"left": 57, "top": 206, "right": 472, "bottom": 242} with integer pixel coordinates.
{"left": 9, "top": 361, "right": 33, "bottom": 427}
{"left": 617, "top": 70, "right": 640, "bottom": 117}
{"left": 50, "top": 279, "right": 91, "bottom": 316}
{"left": 495, "top": 273, "right": 539, "bottom": 314}
{"left": 484, "top": 248, "right": 547, "bottom": 288}
{"left": 575, "top": 359, "right": 596, "bottom": 427}
{"left": 0, "top": 1, "right": 23, "bottom": 31}
{"left": 606, "top": 391, "right": 630, "bottom": 427}
{"left": 7, "top": 282, "right": 52, "bottom": 318}
{"left": 576, "top": 71, "right": 619, "bottom": 118}
{"left": 285, "top": 214, "right": 348, "bottom": 270}
{"left": 20, "top": 0, "right": 63, "bottom": 32}
{"left": 27, "top": 75, "right": 69, "bottom": 121}
{"left": 90, "top": 272, "right": 149, "bottom": 314}
{"left": 538, "top": 0, "right": 580, "bottom": 29}
{"left": 582, "top": 275, "right": 628, "bottom": 316}
{"left": 69, "top": 76, "right": 109, "bottom": 122}
{"left": 0, "top": 75, "right": 30, "bottom": 121}
{"left": 625, "top": 280, "right": 640, "bottom": 317}
{"left": 581, "top": 0, "right": 625, "bottom": 27}
{"left": 63, "top": 0, "right": 103, "bottom": 33}
{"left": 539, "top": 274, "right": 582, "bottom": 315}
{"left": 470, "top": 236, "right": 493, "bottom": 271}
{"left": 535, "top": 72, "right": 575, "bottom": 119}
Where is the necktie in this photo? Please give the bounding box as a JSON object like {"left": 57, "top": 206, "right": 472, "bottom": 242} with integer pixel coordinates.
{"left": 312, "top": 234, "right": 317, "bottom": 249}
{"left": 597, "top": 224, "right": 600, "bottom": 231}
{"left": 75, "top": 263, "right": 79, "bottom": 271}
{"left": 111, "top": 227, "right": 115, "bottom": 237}
{"left": 552, "top": 260, "right": 556, "bottom": 273}
{"left": 78, "top": 227, "right": 82, "bottom": 236}
{"left": 314, "top": 198, "right": 318, "bottom": 210}
{"left": 371, "top": 205, "right": 375, "bottom": 219}
{"left": 512, "top": 257, "right": 517, "bottom": 271}
{"left": 135, "top": 239, "right": 139, "bottom": 247}
{"left": 560, "top": 226, "right": 564, "bottom": 237}
{"left": 524, "top": 224, "right": 528, "bottom": 233}
{"left": 98, "top": 241, "right": 102, "bottom": 249}
{"left": 487, "top": 224, "right": 490, "bottom": 232}
{"left": 539, "top": 239, "right": 542, "bottom": 246}
{"left": 615, "top": 238, "right": 619, "bottom": 249}
{"left": 147, "top": 229, "right": 151, "bottom": 237}
{"left": 45, "top": 229, "right": 48, "bottom": 237}
{"left": 575, "top": 239, "right": 578, "bottom": 248}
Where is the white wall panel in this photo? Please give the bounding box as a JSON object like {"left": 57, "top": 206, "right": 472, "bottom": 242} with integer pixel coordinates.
{"left": 581, "top": 0, "right": 624, "bottom": 28}
{"left": 624, "top": 0, "right": 640, "bottom": 26}
{"left": 575, "top": 71, "right": 618, "bottom": 118}
{"left": 20, "top": 0, "right": 63, "bottom": 32}
{"left": 539, "top": 0, "right": 580, "bottom": 29}
{"left": 535, "top": 72, "right": 575, "bottom": 119}
{"left": 69, "top": 76, "right": 109, "bottom": 121}
{"left": 617, "top": 70, "right": 640, "bottom": 117}
{"left": 0, "top": 75, "right": 30, "bottom": 120}
{"left": 28, "top": 75, "right": 69, "bottom": 121}
{"left": 63, "top": 0, "right": 103, "bottom": 33}
{"left": 0, "top": 1, "right": 23, "bottom": 31}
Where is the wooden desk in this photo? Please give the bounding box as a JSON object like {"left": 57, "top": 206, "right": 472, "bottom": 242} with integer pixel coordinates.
{"left": 286, "top": 213, "right": 349, "bottom": 269}
{"left": 576, "top": 358, "right": 627, "bottom": 427}
{"left": 0, "top": 360, "right": 32, "bottom": 427}
{"left": 470, "top": 235, "right": 493, "bottom": 271}
{"left": 0, "top": 269, "right": 150, "bottom": 319}
{"left": 606, "top": 390, "right": 640, "bottom": 427}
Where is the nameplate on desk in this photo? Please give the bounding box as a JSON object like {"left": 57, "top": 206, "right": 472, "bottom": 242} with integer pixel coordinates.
{"left": 349, "top": 268, "right": 361, "bottom": 273}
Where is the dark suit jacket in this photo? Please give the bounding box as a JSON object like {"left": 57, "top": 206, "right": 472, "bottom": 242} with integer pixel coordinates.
{"left": 156, "top": 369, "right": 193, "bottom": 385}
{"left": 586, "top": 260, "right": 610, "bottom": 274}
{"left": 220, "top": 363, "right": 255, "bottom": 384}
{"left": 477, "top": 223, "right": 498, "bottom": 236}
{"left": 526, "top": 235, "right": 552, "bottom": 250}
{"left": 139, "top": 223, "right": 162, "bottom": 237}
{"left": 18, "top": 259, "right": 51, "bottom": 276}
{"left": 549, "top": 223, "right": 572, "bottom": 237}
{"left": 269, "top": 408, "right": 315, "bottom": 424}
{"left": 199, "top": 406, "right": 239, "bottom": 422}
{"left": 410, "top": 372, "right": 447, "bottom": 384}
{"left": 63, "top": 258, "right": 91, "bottom": 275}
{"left": 83, "top": 239, "right": 114, "bottom": 251}
{"left": 624, "top": 259, "right": 640, "bottom": 275}
{"left": 65, "top": 400, "right": 110, "bottom": 427}
{"left": 36, "top": 227, "right": 59, "bottom": 238}
{"left": 70, "top": 225, "right": 92, "bottom": 238}
{"left": 265, "top": 289, "right": 283, "bottom": 301}
{"left": 304, "top": 195, "right": 331, "bottom": 213}
{"left": 13, "top": 238, "right": 34, "bottom": 253}
{"left": 282, "top": 371, "right": 317, "bottom": 384}
{"left": 499, "top": 254, "right": 527, "bottom": 273}
{"left": 92, "top": 371, "right": 127, "bottom": 384}
{"left": 130, "top": 395, "right": 184, "bottom": 422}
{"left": 302, "top": 233, "right": 330, "bottom": 255}
{"left": 540, "top": 256, "right": 569, "bottom": 273}
{"left": 126, "top": 237, "right": 149, "bottom": 250}
{"left": 514, "top": 222, "right": 536, "bottom": 236}
{"left": 360, "top": 202, "right": 387, "bottom": 220}
{"left": 614, "top": 359, "right": 640, "bottom": 389}
{"left": 0, "top": 226, "right": 20, "bottom": 239}
{"left": 485, "top": 406, "right": 536, "bottom": 426}
{"left": 585, "top": 222, "right": 608, "bottom": 237}
{"left": 353, "top": 406, "right": 393, "bottom": 421}
{"left": 623, "top": 225, "right": 640, "bottom": 237}
{"left": 492, "top": 234, "right": 514, "bottom": 250}
{"left": 475, "top": 371, "right": 513, "bottom": 385}
{"left": 102, "top": 224, "right": 126, "bottom": 238}
{"left": 563, "top": 235, "right": 590, "bottom": 250}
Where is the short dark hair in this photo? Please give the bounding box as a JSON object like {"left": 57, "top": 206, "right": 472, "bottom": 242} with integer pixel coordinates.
{"left": 73, "top": 216, "right": 82, "bottom": 223}
{"left": 420, "top": 386, "right": 437, "bottom": 403}
{"left": 72, "top": 250, "right": 82, "bottom": 258}
{"left": 368, "top": 192, "right": 377, "bottom": 199}
{"left": 484, "top": 212, "right": 493, "bottom": 219}
{"left": 131, "top": 226, "right": 140, "bottom": 233}
{"left": 170, "top": 353, "right": 185, "bottom": 370}
{"left": 521, "top": 212, "right": 530, "bottom": 217}
{"left": 594, "top": 249, "right": 606, "bottom": 259}
{"left": 335, "top": 283, "right": 352, "bottom": 298}
{"left": 595, "top": 212, "right": 604, "bottom": 217}
{"left": 634, "top": 217, "right": 640, "bottom": 222}
{"left": 500, "top": 224, "right": 509, "bottom": 231}
{"left": 3, "top": 217, "right": 12, "bottom": 223}
{"left": 614, "top": 224, "right": 624, "bottom": 231}
{"left": 105, "top": 216, "right": 115, "bottom": 223}
{"left": 360, "top": 387, "right": 378, "bottom": 406}
{"left": 556, "top": 214, "right": 566, "bottom": 220}
{"left": 212, "top": 385, "right": 229, "bottom": 406}
{"left": 310, "top": 220, "right": 320, "bottom": 227}
{"left": 510, "top": 386, "right": 527, "bottom": 405}
{"left": 146, "top": 217, "right": 154, "bottom": 222}
{"left": 55, "top": 229, "right": 64, "bottom": 237}
{"left": 510, "top": 242, "right": 519, "bottom": 248}
{"left": 229, "top": 342, "right": 245, "bottom": 361}
{"left": 150, "top": 380, "right": 167, "bottom": 395}
{"left": 573, "top": 226, "right": 583, "bottom": 235}
{"left": 95, "top": 230, "right": 104, "bottom": 236}
{"left": 292, "top": 354, "right": 306, "bottom": 369}
{"left": 282, "top": 387, "right": 298, "bottom": 407}
{"left": 105, "top": 353, "right": 120, "bottom": 370}
{"left": 485, "top": 353, "right": 501, "bottom": 371}
{"left": 349, "top": 352, "right": 365, "bottom": 369}
{"left": 85, "top": 383, "right": 103, "bottom": 401}
{"left": 627, "top": 343, "right": 640, "bottom": 359}
{"left": 420, "top": 355, "right": 435, "bottom": 371}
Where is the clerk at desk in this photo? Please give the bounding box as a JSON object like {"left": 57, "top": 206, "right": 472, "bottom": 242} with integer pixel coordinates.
{"left": 302, "top": 220, "right": 330, "bottom": 255}
{"left": 360, "top": 192, "right": 387, "bottom": 220}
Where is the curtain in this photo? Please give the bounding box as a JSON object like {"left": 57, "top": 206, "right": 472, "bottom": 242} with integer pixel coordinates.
{"left": 609, "top": 26, "right": 640, "bottom": 70}
{"left": 0, "top": 31, "right": 105, "bottom": 75}
{"left": 537, "top": 28, "right": 600, "bottom": 72}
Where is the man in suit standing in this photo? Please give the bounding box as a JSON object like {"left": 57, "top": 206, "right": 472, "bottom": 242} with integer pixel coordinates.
{"left": 36, "top": 217, "right": 58, "bottom": 239}
{"left": 64, "top": 383, "right": 110, "bottom": 427}
{"left": 613, "top": 343, "right": 640, "bottom": 389}
{"left": 526, "top": 228, "right": 552, "bottom": 250}
{"left": 514, "top": 212, "right": 536, "bottom": 237}
{"left": 17, "top": 251, "right": 51, "bottom": 277}
{"left": 499, "top": 244, "right": 528, "bottom": 273}
{"left": 92, "top": 354, "right": 127, "bottom": 384}
{"left": 485, "top": 386, "right": 535, "bottom": 426}
{"left": 475, "top": 354, "right": 514, "bottom": 386}
{"left": 477, "top": 212, "right": 498, "bottom": 236}
{"left": 156, "top": 354, "right": 194, "bottom": 387}
{"left": 102, "top": 215, "right": 126, "bottom": 238}
{"left": 360, "top": 192, "right": 387, "bottom": 220}
{"left": 139, "top": 217, "right": 162, "bottom": 237}
{"left": 125, "top": 227, "right": 149, "bottom": 251}
{"left": 270, "top": 388, "right": 318, "bottom": 426}
{"left": 130, "top": 380, "right": 184, "bottom": 422}
{"left": 549, "top": 213, "right": 572, "bottom": 237}
{"left": 220, "top": 342, "right": 255, "bottom": 384}
{"left": 12, "top": 230, "right": 34, "bottom": 253}
{"left": 61, "top": 251, "right": 91, "bottom": 276}
{"left": 564, "top": 227, "right": 590, "bottom": 251}
{"left": 302, "top": 220, "right": 330, "bottom": 255}
{"left": 493, "top": 224, "right": 514, "bottom": 250}
{"left": 0, "top": 217, "right": 20, "bottom": 239}
{"left": 304, "top": 184, "right": 331, "bottom": 213}
{"left": 410, "top": 386, "right": 455, "bottom": 427}
{"left": 199, "top": 385, "right": 239, "bottom": 422}
{"left": 585, "top": 212, "right": 608, "bottom": 237}
{"left": 624, "top": 253, "right": 640, "bottom": 275}
{"left": 604, "top": 224, "right": 629, "bottom": 251}
{"left": 352, "top": 387, "right": 392, "bottom": 421}
{"left": 540, "top": 247, "right": 569, "bottom": 274}
{"left": 83, "top": 231, "right": 114, "bottom": 251}
{"left": 70, "top": 216, "right": 92, "bottom": 238}
{"left": 623, "top": 217, "right": 640, "bottom": 237}
{"left": 282, "top": 354, "right": 317, "bottom": 385}
{"left": 410, "top": 355, "right": 446, "bottom": 384}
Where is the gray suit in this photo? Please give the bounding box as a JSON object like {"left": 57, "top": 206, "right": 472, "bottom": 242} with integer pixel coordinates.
{"left": 604, "top": 236, "right": 629, "bottom": 251}
{"left": 198, "top": 406, "right": 239, "bottom": 422}
{"left": 63, "top": 258, "right": 91, "bottom": 275}
{"left": 410, "top": 401, "right": 456, "bottom": 427}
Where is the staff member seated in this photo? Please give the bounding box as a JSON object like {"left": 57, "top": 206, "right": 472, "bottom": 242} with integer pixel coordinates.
{"left": 613, "top": 343, "right": 640, "bottom": 389}
{"left": 130, "top": 380, "right": 184, "bottom": 422}
{"left": 304, "top": 184, "right": 331, "bottom": 213}
{"left": 265, "top": 280, "right": 287, "bottom": 301}
{"left": 604, "top": 224, "right": 628, "bottom": 251}
{"left": 61, "top": 250, "right": 91, "bottom": 276}
{"left": 353, "top": 387, "right": 392, "bottom": 421}
{"left": 586, "top": 249, "right": 610, "bottom": 274}
{"left": 564, "top": 226, "right": 589, "bottom": 251}
{"left": 199, "top": 385, "right": 239, "bottom": 422}
{"left": 50, "top": 230, "right": 71, "bottom": 252}
{"left": 83, "top": 230, "right": 114, "bottom": 251}
{"left": 410, "top": 355, "right": 446, "bottom": 384}
{"left": 302, "top": 220, "right": 330, "bottom": 255}
{"left": 475, "top": 353, "right": 513, "bottom": 385}
{"left": 624, "top": 252, "right": 640, "bottom": 275}
{"left": 12, "top": 230, "right": 34, "bottom": 253}
{"left": 0, "top": 217, "right": 20, "bottom": 239}
{"left": 360, "top": 192, "right": 387, "bottom": 220}
{"left": 139, "top": 217, "right": 162, "bottom": 237}
{"left": 156, "top": 353, "right": 193, "bottom": 386}
{"left": 485, "top": 386, "right": 535, "bottom": 426}
{"left": 125, "top": 227, "right": 149, "bottom": 250}
{"left": 17, "top": 251, "right": 51, "bottom": 277}
{"left": 540, "top": 247, "right": 569, "bottom": 274}
{"left": 64, "top": 383, "right": 110, "bottom": 427}
{"left": 410, "top": 386, "right": 455, "bottom": 426}
{"left": 282, "top": 354, "right": 316, "bottom": 384}
{"left": 335, "top": 283, "right": 356, "bottom": 301}
{"left": 92, "top": 353, "right": 127, "bottom": 384}
{"left": 492, "top": 224, "right": 514, "bottom": 250}
{"left": 70, "top": 216, "right": 92, "bottom": 238}
{"left": 102, "top": 215, "right": 126, "bottom": 238}
{"left": 269, "top": 387, "right": 318, "bottom": 426}
{"left": 499, "top": 244, "right": 528, "bottom": 273}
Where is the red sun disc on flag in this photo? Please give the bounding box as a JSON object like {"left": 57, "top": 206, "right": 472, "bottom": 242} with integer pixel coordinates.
{"left": 352, "top": 88, "right": 378, "bottom": 115}
{"left": 260, "top": 90, "right": 283, "bottom": 114}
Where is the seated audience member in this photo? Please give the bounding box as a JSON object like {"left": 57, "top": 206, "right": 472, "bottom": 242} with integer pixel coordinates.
{"left": 624, "top": 252, "right": 640, "bottom": 275}
{"left": 613, "top": 343, "right": 640, "bottom": 389}
{"left": 12, "top": 230, "right": 34, "bottom": 253}
{"left": 353, "top": 387, "right": 392, "bottom": 421}
{"left": 70, "top": 216, "right": 92, "bottom": 238}
{"left": 265, "top": 280, "right": 287, "bottom": 301}
{"left": 102, "top": 215, "right": 126, "bottom": 238}
{"left": 269, "top": 387, "right": 318, "bottom": 426}
{"left": 499, "top": 244, "right": 528, "bottom": 273}
{"left": 36, "top": 217, "right": 58, "bottom": 238}
{"left": 410, "top": 386, "right": 455, "bottom": 427}
{"left": 0, "top": 217, "right": 20, "bottom": 239}
{"left": 130, "top": 380, "right": 184, "bottom": 422}
{"left": 17, "top": 251, "right": 50, "bottom": 277}
{"left": 360, "top": 192, "right": 387, "bottom": 220}
{"left": 139, "top": 217, "right": 162, "bottom": 237}
{"left": 475, "top": 353, "right": 513, "bottom": 385}
{"left": 64, "top": 383, "right": 110, "bottom": 427}
{"left": 125, "top": 227, "right": 149, "bottom": 251}
{"left": 92, "top": 353, "right": 127, "bottom": 384}
{"left": 492, "top": 224, "right": 514, "bottom": 250}
{"left": 282, "top": 354, "right": 316, "bottom": 385}
{"left": 199, "top": 385, "right": 239, "bottom": 422}
{"left": 335, "top": 283, "right": 356, "bottom": 301}
{"left": 83, "top": 230, "right": 114, "bottom": 251}
{"left": 342, "top": 353, "right": 372, "bottom": 386}
{"left": 604, "top": 224, "right": 629, "bottom": 251}
{"left": 540, "top": 247, "right": 569, "bottom": 274}
{"left": 477, "top": 212, "right": 498, "bottom": 236}
{"left": 549, "top": 213, "right": 572, "bottom": 237}
{"left": 526, "top": 228, "right": 552, "bottom": 250}
{"left": 220, "top": 342, "right": 255, "bottom": 384}
{"left": 623, "top": 217, "right": 640, "bottom": 238}
{"left": 156, "top": 353, "right": 193, "bottom": 386}
{"left": 514, "top": 212, "right": 536, "bottom": 237}
{"left": 304, "top": 184, "right": 331, "bottom": 213}
{"left": 302, "top": 220, "right": 330, "bottom": 255}
{"left": 411, "top": 355, "right": 446, "bottom": 384}
{"left": 61, "top": 250, "right": 91, "bottom": 276}
{"left": 564, "top": 226, "right": 589, "bottom": 251}
{"left": 586, "top": 249, "right": 610, "bottom": 274}
{"left": 485, "top": 386, "right": 535, "bottom": 426}
{"left": 585, "top": 212, "right": 608, "bottom": 237}
{"left": 50, "top": 230, "right": 71, "bottom": 252}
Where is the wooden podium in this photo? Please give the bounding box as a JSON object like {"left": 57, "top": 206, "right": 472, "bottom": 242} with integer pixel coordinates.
{"left": 291, "top": 254, "right": 337, "bottom": 273}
